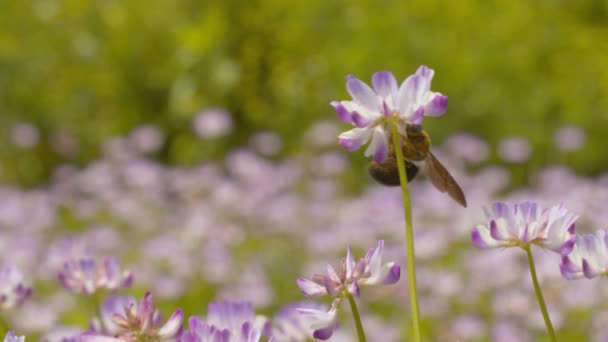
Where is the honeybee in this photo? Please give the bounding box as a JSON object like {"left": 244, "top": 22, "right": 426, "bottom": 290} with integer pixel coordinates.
{"left": 368, "top": 124, "right": 467, "bottom": 207}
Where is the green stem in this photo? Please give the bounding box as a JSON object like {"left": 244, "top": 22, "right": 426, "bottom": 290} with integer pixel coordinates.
{"left": 0, "top": 314, "right": 9, "bottom": 335}
{"left": 525, "top": 246, "right": 557, "bottom": 342}
{"left": 389, "top": 123, "right": 421, "bottom": 342}
{"left": 345, "top": 292, "right": 367, "bottom": 342}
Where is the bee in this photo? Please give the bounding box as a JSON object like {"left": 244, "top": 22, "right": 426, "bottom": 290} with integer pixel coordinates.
{"left": 368, "top": 124, "right": 467, "bottom": 208}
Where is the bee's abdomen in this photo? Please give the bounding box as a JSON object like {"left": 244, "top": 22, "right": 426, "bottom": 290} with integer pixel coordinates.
{"left": 368, "top": 158, "right": 419, "bottom": 186}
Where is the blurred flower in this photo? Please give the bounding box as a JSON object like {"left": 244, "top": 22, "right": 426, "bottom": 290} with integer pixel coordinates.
{"left": 444, "top": 132, "right": 489, "bottom": 164}
{"left": 295, "top": 298, "right": 340, "bottom": 341}
{"left": 249, "top": 131, "right": 283, "bottom": 156}
{"left": 0, "top": 266, "right": 32, "bottom": 309}
{"left": 561, "top": 229, "right": 608, "bottom": 279}
{"left": 305, "top": 121, "right": 341, "bottom": 148}
{"left": 553, "top": 125, "right": 586, "bottom": 152}
{"left": 10, "top": 122, "right": 39, "bottom": 149}
{"left": 84, "top": 292, "right": 182, "bottom": 341}
{"left": 497, "top": 136, "right": 531, "bottom": 163}
{"left": 41, "top": 327, "right": 82, "bottom": 342}
{"left": 181, "top": 301, "right": 269, "bottom": 342}
{"left": 58, "top": 257, "right": 133, "bottom": 296}
{"left": 333, "top": 66, "right": 447, "bottom": 162}
{"left": 271, "top": 301, "right": 329, "bottom": 341}
{"left": 129, "top": 125, "right": 164, "bottom": 154}
{"left": 4, "top": 331, "right": 25, "bottom": 342}
{"left": 3, "top": 332, "right": 24, "bottom": 342}
{"left": 471, "top": 202, "right": 577, "bottom": 253}
{"left": 193, "top": 108, "right": 233, "bottom": 139}
{"left": 297, "top": 240, "right": 400, "bottom": 298}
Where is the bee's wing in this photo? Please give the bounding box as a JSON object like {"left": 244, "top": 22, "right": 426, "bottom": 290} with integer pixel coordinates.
{"left": 425, "top": 152, "right": 467, "bottom": 207}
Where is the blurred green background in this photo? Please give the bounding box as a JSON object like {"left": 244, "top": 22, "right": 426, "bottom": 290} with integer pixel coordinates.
{"left": 1, "top": 0, "right": 608, "bottom": 186}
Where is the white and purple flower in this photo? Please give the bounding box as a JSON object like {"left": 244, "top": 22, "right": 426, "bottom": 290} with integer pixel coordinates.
{"left": 82, "top": 292, "right": 183, "bottom": 341}
{"left": 471, "top": 202, "right": 577, "bottom": 253}
{"left": 560, "top": 229, "right": 608, "bottom": 279}
{"left": 180, "top": 301, "right": 269, "bottom": 342}
{"left": 3, "top": 332, "right": 25, "bottom": 342}
{"left": 332, "top": 66, "right": 448, "bottom": 163}
{"left": 0, "top": 266, "right": 32, "bottom": 310}
{"left": 297, "top": 240, "right": 400, "bottom": 298}
{"left": 58, "top": 257, "right": 133, "bottom": 296}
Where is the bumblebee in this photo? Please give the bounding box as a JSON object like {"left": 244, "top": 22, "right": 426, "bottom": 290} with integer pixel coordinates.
{"left": 369, "top": 124, "right": 467, "bottom": 207}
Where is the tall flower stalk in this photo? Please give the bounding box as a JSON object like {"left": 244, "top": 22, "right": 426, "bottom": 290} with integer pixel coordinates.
{"left": 389, "top": 122, "right": 421, "bottom": 341}
{"left": 524, "top": 246, "right": 556, "bottom": 341}
{"left": 332, "top": 66, "right": 448, "bottom": 342}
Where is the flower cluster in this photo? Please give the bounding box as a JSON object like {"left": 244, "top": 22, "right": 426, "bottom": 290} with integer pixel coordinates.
{"left": 561, "top": 229, "right": 608, "bottom": 279}
{"left": 296, "top": 240, "right": 400, "bottom": 339}
{"left": 0, "top": 266, "right": 32, "bottom": 310}
{"left": 3, "top": 332, "right": 24, "bottom": 342}
{"left": 471, "top": 201, "right": 577, "bottom": 253}
{"left": 83, "top": 292, "right": 182, "bottom": 341}
{"left": 58, "top": 257, "right": 133, "bottom": 296}
{"left": 333, "top": 66, "right": 447, "bottom": 162}
{"left": 181, "top": 301, "right": 269, "bottom": 342}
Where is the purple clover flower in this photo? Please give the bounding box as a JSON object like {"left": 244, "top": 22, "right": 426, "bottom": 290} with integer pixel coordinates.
{"left": 180, "top": 301, "right": 269, "bottom": 342}
{"left": 332, "top": 66, "right": 448, "bottom": 162}
{"left": 560, "top": 229, "right": 608, "bottom": 279}
{"left": 297, "top": 240, "right": 400, "bottom": 298}
{"left": 58, "top": 257, "right": 133, "bottom": 296}
{"left": 0, "top": 266, "right": 32, "bottom": 309}
{"left": 82, "top": 292, "right": 183, "bottom": 341}
{"left": 3, "top": 332, "right": 25, "bottom": 342}
{"left": 471, "top": 202, "right": 577, "bottom": 253}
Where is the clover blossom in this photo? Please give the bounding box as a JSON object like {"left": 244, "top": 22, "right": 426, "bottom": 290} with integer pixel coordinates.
{"left": 0, "top": 266, "right": 32, "bottom": 309}
{"left": 471, "top": 202, "right": 577, "bottom": 253}
{"left": 297, "top": 240, "right": 400, "bottom": 298}
{"left": 3, "top": 332, "right": 25, "bottom": 342}
{"left": 332, "top": 66, "right": 447, "bottom": 162}
{"left": 58, "top": 257, "right": 133, "bottom": 295}
{"left": 81, "top": 292, "right": 183, "bottom": 342}
{"left": 560, "top": 229, "right": 608, "bottom": 279}
{"left": 180, "top": 301, "right": 269, "bottom": 342}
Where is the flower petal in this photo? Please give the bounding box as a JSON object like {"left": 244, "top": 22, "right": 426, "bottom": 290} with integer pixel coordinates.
{"left": 346, "top": 75, "right": 380, "bottom": 111}
{"left": 157, "top": 309, "right": 183, "bottom": 338}
{"left": 296, "top": 278, "right": 327, "bottom": 297}
{"left": 372, "top": 71, "right": 398, "bottom": 98}
{"left": 423, "top": 94, "right": 448, "bottom": 116}
{"left": 471, "top": 226, "right": 502, "bottom": 249}
{"left": 331, "top": 101, "right": 353, "bottom": 124}
{"left": 364, "top": 128, "right": 389, "bottom": 163}
{"left": 338, "top": 128, "right": 372, "bottom": 152}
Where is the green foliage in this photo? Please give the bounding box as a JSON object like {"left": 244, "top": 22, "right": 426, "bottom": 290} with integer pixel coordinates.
{"left": 1, "top": 0, "right": 608, "bottom": 185}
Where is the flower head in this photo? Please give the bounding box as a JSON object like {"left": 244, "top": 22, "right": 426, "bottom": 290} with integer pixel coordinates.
{"left": 560, "top": 229, "right": 608, "bottom": 279}
{"left": 0, "top": 266, "right": 32, "bottom": 310}
{"left": 471, "top": 202, "right": 577, "bottom": 253}
{"left": 83, "top": 292, "right": 183, "bottom": 341}
{"left": 3, "top": 332, "right": 25, "bottom": 342}
{"left": 58, "top": 257, "right": 133, "bottom": 296}
{"left": 180, "top": 301, "right": 269, "bottom": 342}
{"left": 297, "top": 240, "right": 400, "bottom": 298}
{"left": 332, "top": 66, "right": 447, "bottom": 162}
